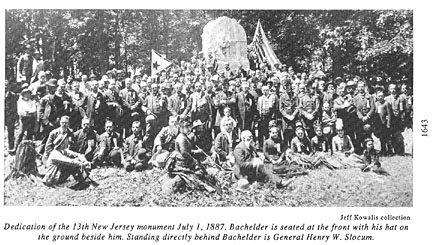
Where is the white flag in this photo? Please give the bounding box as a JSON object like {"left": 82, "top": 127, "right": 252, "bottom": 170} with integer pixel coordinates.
{"left": 151, "top": 49, "right": 171, "bottom": 76}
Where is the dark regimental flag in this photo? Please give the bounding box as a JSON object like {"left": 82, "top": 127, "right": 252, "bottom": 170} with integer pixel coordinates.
{"left": 151, "top": 49, "right": 172, "bottom": 76}
{"left": 248, "top": 19, "right": 282, "bottom": 70}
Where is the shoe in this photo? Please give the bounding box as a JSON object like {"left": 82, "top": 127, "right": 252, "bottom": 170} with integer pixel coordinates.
{"left": 276, "top": 179, "right": 293, "bottom": 189}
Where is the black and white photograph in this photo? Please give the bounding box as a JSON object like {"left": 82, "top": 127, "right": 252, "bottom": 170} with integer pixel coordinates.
{"left": 3, "top": 8, "right": 414, "bottom": 207}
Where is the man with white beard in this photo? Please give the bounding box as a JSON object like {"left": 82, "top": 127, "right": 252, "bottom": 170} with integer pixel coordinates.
{"left": 233, "top": 130, "right": 291, "bottom": 189}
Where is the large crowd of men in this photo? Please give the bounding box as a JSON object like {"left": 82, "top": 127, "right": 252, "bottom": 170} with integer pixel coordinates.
{"left": 6, "top": 48, "right": 413, "bottom": 189}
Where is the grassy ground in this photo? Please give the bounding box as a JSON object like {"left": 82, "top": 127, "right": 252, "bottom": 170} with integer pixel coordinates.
{"left": 3, "top": 154, "right": 412, "bottom": 207}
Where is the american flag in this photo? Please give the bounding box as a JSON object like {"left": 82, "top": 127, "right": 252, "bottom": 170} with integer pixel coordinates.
{"left": 248, "top": 20, "right": 282, "bottom": 70}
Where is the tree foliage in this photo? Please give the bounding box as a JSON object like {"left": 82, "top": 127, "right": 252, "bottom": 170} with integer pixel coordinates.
{"left": 5, "top": 9, "right": 412, "bottom": 84}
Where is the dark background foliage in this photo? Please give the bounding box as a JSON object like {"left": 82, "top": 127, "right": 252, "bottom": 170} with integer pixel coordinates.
{"left": 5, "top": 9, "right": 413, "bottom": 84}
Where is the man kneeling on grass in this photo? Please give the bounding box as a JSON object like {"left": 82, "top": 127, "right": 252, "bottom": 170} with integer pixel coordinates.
{"left": 43, "top": 116, "right": 92, "bottom": 189}
{"left": 233, "top": 130, "right": 291, "bottom": 190}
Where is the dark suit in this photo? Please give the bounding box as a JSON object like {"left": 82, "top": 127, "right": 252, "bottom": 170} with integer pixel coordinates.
{"left": 236, "top": 91, "right": 255, "bottom": 132}
{"left": 73, "top": 128, "right": 98, "bottom": 161}
{"left": 119, "top": 88, "right": 141, "bottom": 136}
{"left": 214, "top": 132, "right": 236, "bottom": 162}
{"left": 233, "top": 141, "right": 280, "bottom": 183}
{"left": 94, "top": 131, "right": 122, "bottom": 166}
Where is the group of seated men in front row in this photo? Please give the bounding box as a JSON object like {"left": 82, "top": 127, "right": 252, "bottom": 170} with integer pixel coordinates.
{"left": 38, "top": 112, "right": 382, "bottom": 191}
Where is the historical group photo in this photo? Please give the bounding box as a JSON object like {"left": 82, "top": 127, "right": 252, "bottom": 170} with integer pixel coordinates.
{"left": 4, "top": 9, "right": 413, "bottom": 206}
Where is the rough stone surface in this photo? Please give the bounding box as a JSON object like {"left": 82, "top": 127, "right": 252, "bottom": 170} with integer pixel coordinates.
{"left": 202, "top": 16, "right": 250, "bottom": 72}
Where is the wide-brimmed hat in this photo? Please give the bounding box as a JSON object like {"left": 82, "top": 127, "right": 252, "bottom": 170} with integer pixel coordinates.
{"left": 46, "top": 79, "right": 57, "bottom": 87}
{"left": 324, "top": 81, "right": 335, "bottom": 91}
{"left": 191, "top": 119, "right": 204, "bottom": 129}
{"left": 235, "top": 178, "right": 250, "bottom": 192}
{"left": 21, "top": 88, "right": 31, "bottom": 95}
{"left": 346, "top": 80, "right": 356, "bottom": 87}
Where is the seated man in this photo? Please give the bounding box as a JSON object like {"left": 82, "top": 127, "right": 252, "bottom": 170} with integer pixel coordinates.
{"left": 164, "top": 118, "right": 216, "bottom": 193}
{"left": 43, "top": 116, "right": 91, "bottom": 189}
{"left": 263, "top": 126, "right": 285, "bottom": 164}
{"left": 214, "top": 118, "right": 236, "bottom": 166}
{"left": 360, "top": 138, "right": 389, "bottom": 175}
{"left": 233, "top": 130, "right": 290, "bottom": 188}
{"left": 73, "top": 117, "right": 98, "bottom": 162}
{"left": 150, "top": 115, "right": 180, "bottom": 168}
{"left": 310, "top": 123, "right": 330, "bottom": 154}
{"left": 290, "top": 126, "right": 312, "bottom": 155}
{"left": 93, "top": 120, "right": 123, "bottom": 167}
{"left": 153, "top": 115, "right": 180, "bottom": 153}
{"left": 123, "top": 121, "right": 148, "bottom": 171}
{"left": 170, "top": 119, "right": 205, "bottom": 172}
{"left": 331, "top": 125, "right": 364, "bottom": 168}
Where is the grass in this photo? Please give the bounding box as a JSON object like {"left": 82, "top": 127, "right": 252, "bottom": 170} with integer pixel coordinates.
{"left": 3, "top": 155, "right": 412, "bottom": 207}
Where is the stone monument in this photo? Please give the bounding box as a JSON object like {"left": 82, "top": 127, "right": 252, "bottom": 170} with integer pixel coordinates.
{"left": 201, "top": 16, "right": 250, "bottom": 72}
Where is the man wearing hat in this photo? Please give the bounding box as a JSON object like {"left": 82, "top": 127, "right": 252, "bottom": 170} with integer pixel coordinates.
{"left": 322, "top": 81, "right": 337, "bottom": 109}
{"left": 79, "top": 74, "right": 90, "bottom": 94}
{"left": 93, "top": 120, "right": 123, "bottom": 167}
{"left": 14, "top": 85, "right": 37, "bottom": 152}
{"left": 89, "top": 73, "right": 97, "bottom": 81}
{"left": 223, "top": 62, "right": 234, "bottom": 80}
{"left": 38, "top": 78, "right": 60, "bottom": 154}
{"left": 43, "top": 116, "right": 91, "bottom": 189}
{"left": 31, "top": 50, "right": 45, "bottom": 83}
{"left": 80, "top": 80, "right": 107, "bottom": 134}
{"left": 119, "top": 78, "right": 142, "bottom": 137}
{"left": 123, "top": 121, "right": 148, "bottom": 171}
{"left": 29, "top": 71, "right": 47, "bottom": 95}
{"left": 205, "top": 52, "right": 218, "bottom": 73}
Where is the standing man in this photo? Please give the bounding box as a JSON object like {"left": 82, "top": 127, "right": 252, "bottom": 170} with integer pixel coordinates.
{"left": 16, "top": 45, "right": 34, "bottom": 84}
{"left": 38, "top": 79, "right": 60, "bottom": 155}
{"left": 279, "top": 84, "right": 299, "bottom": 147}
{"left": 385, "top": 83, "right": 406, "bottom": 155}
{"left": 189, "top": 82, "right": 213, "bottom": 135}
{"left": 374, "top": 90, "right": 392, "bottom": 155}
{"left": 236, "top": 81, "right": 255, "bottom": 133}
{"left": 298, "top": 85, "right": 320, "bottom": 139}
{"left": 81, "top": 80, "right": 107, "bottom": 134}
{"left": 141, "top": 83, "right": 170, "bottom": 148}
{"left": 119, "top": 78, "right": 142, "bottom": 137}
{"left": 257, "top": 85, "right": 276, "bottom": 148}
{"left": 353, "top": 81, "right": 375, "bottom": 151}
{"left": 14, "top": 87, "right": 37, "bottom": 152}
